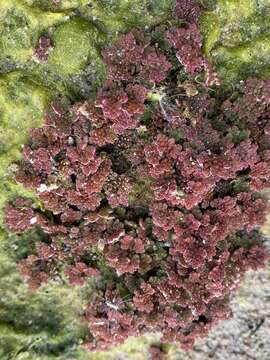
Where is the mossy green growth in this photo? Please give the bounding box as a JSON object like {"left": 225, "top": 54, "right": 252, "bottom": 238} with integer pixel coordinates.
{"left": 23, "top": 0, "right": 89, "bottom": 12}
{"left": 129, "top": 177, "right": 154, "bottom": 209}
{"left": 0, "top": 0, "right": 106, "bottom": 96}
{"left": 200, "top": 0, "right": 270, "bottom": 85}
{"left": 0, "top": 71, "right": 48, "bottom": 220}
{"left": 48, "top": 18, "right": 99, "bottom": 76}
{"left": 0, "top": 240, "right": 88, "bottom": 360}
{"left": 0, "top": 0, "right": 67, "bottom": 65}
{"left": 80, "top": 0, "right": 174, "bottom": 38}
{"left": 0, "top": 71, "right": 48, "bottom": 166}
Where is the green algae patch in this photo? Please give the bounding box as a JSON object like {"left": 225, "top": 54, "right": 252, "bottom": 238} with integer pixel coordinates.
{"left": 23, "top": 0, "right": 89, "bottom": 12}
{"left": 0, "top": 71, "right": 48, "bottom": 160}
{"left": 81, "top": 0, "right": 174, "bottom": 37}
{"left": 0, "top": 248, "right": 87, "bottom": 360}
{"left": 200, "top": 0, "right": 270, "bottom": 85}
{"left": 0, "top": 0, "right": 68, "bottom": 65}
{"left": 0, "top": 71, "right": 48, "bottom": 220}
{"left": 0, "top": 7, "right": 33, "bottom": 64}
{"left": 48, "top": 18, "right": 99, "bottom": 76}
{"left": 0, "top": 0, "right": 105, "bottom": 97}
{"left": 84, "top": 335, "right": 161, "bottom": 360}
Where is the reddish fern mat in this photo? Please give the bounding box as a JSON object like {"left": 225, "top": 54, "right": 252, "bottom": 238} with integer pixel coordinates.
{"left": 5, "top": 0, "right": 269, "bottom": 352}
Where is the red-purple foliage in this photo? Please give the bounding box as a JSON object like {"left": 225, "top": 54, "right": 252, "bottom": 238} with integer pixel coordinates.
{"left": 174, "top": 0, "right": 201, "bottom": 23}
{"left": 4, "top": 2, "right": 269, "bottom": 353}
{"left": 167, "top": 23, "right": 205, "bottom": 75}
{"left": 167, "top": 0, "right": 219, "bottom": 86}
{"left": 102, "top": 31, "right": 171, "bottom": 84}
{"left": 34, "top": 36, "right": 52, "bottom": 62}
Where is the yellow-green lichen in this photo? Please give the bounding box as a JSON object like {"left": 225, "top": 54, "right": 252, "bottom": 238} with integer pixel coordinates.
{"left": 0, "top": 0, "right": 68, "bottom": 64}
{"left": 0, "top": 72, "right": 48, "bottom": 159}
{"left": 80, "top": 0, "right": 174, "bottom": 37}
{"left": 0, "top": 247, "right": 87, "bottom": 360}
{"left": 200, "top": 0, "right": 270, "bottom": 84}
{"left": 48, "top": 17, "right": 98, "bottom": 76}
{"left": 0, "top": 71, "right": 48, "bottom": 218}
{"left": 23, "top": 0, "right": 89, "bottom": 12}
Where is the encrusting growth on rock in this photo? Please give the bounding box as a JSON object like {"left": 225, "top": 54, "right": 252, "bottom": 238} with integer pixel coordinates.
{"left": 4, "top": 0, "right": 269, "bottom": 352}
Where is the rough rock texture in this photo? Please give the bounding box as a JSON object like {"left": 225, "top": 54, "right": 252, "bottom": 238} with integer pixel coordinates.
{"left": 168, "top": 265, "right": 270, "bottom": 360}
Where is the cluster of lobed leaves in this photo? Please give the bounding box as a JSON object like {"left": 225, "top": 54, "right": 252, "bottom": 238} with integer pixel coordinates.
{"left": 4, "top": 0, "right": 269, "bottom": 352}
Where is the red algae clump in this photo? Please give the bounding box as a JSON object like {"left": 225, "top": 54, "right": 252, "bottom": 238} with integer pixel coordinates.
{"left": 5, "top": 0, "right": 269, "bottom": 352}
